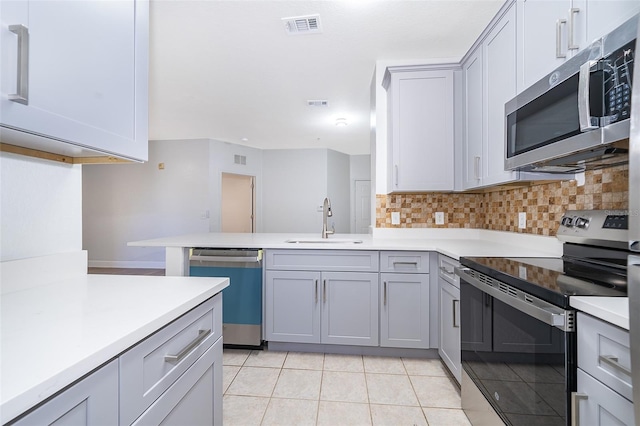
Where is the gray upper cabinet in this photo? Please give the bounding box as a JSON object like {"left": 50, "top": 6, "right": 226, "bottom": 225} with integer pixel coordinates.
{"left": 462, "top": 3, "right": 518, "bottom": 189}
{"left": 383, "top": 66, "right": 456, "bottom": 193}
{"left": 0, "top": 0, "right": 148, "bottom": 162}
{"left": 516, "top": 0, "right": 640, "bottom": 92}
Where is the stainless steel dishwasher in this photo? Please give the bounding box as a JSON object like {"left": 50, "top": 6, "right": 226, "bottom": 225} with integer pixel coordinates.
{"left": 189, "top": 248, "right": 263, "bottom": 347}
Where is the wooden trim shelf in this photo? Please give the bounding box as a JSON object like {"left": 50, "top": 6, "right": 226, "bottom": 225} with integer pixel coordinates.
{"left": 0, "top": 143, "right": 133, "bottom": 165}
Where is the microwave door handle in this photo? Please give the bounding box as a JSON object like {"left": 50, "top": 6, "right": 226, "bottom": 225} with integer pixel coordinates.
{"left": 578, "top": 60, "right": 599, "bottom": 131}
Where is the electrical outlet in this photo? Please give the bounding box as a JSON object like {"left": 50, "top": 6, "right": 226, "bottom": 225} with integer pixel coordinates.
{"left": 435, "top": 212, "right": 445, "bottom": 225}
{"left": 518, "top": 212, "right": 527, "bottom": 229}
{"left": 391, "top": 212, "right": 400, "bottom": 225}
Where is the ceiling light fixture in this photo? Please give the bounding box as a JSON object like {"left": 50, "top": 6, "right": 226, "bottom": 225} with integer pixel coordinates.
{"left": 335, "top": 118, "right": 348, "bottom": 127}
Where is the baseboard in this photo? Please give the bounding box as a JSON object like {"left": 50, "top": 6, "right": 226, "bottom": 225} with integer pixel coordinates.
{"left": 88, "top": 260, "right": 165, "bottom": 269}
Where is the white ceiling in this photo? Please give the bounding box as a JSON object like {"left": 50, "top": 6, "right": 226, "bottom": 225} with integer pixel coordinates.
{"left": 149, "top": 0, "right": 503, "bottom": 155}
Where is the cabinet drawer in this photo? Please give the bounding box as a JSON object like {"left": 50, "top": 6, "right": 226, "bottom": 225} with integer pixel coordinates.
{"left": 576, "top": 368, "right": 634, "bottom": 426}
{"left": 119, "top": 295, "right": 222, "bottom": 425}
{"left": 577, "top": 312, "right": 632, "bottom": 401}
{"left": 437, "top": 255, "right": 459, "bottom": 286}
{"left": 265, "top": 250, "right": 379, "bottom": 272}
{"left": 379, "top": 251, "right": 430, "bottom": 273}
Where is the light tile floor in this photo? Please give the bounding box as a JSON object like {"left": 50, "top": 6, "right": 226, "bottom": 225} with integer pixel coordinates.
{"left": 223, "top": 349, "right": 471, "bottom": 426}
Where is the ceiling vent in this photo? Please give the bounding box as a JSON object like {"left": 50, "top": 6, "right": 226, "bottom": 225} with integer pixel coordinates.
{"left": 282, "top": 14, "right": 322, "bottom": 35}
{"left": 307, "top": 100, "right": 329, "bottom": 107}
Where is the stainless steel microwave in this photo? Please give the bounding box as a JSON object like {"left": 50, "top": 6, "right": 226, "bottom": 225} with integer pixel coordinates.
{"left": 505, "top": 14, "right": 637, "bottom": 173}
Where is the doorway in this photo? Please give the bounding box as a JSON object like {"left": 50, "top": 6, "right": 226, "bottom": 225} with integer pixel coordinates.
{"left": 221, "top": 173, "right": 255, "bottom": 233}
{"left": 354, "top": 180, "right": 371, "bottom": 234}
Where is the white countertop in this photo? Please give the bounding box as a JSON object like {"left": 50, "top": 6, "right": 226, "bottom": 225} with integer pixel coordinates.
{"left": 570, "top": 296, "right": 630, "bottom": 330}
{"left": 128, "top": 229, "right": 563, "bottom": 260}
{"left": 0, "top": 273, "right": 229, "bottom": 424}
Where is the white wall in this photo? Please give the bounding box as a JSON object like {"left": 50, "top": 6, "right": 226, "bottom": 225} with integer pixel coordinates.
{"left": 327, "top": 150, "right": 350, "bottom": 233}
{"left": 1, "top": 152, "right": 82, "bottom": 261}
{"left": 262, "top": 149, "right": 328, "bottom": 233}
{"left": 83, "top": 139, "right": 211, "bottom": 267}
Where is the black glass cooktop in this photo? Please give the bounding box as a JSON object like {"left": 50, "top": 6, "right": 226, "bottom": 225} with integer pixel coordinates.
{"left": 460, "top": 256, "right": 627, "bottom": 309}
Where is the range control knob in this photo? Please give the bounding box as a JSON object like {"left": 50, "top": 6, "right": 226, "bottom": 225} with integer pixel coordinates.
{"left": 561, "top": 216, "right": 574, "bottom": 227}
{"left": 575, "top": 217, "right": 590, "bottom": 229}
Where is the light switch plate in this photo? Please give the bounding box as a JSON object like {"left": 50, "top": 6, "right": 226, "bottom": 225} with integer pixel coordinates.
{"left": 391, "top": 212, "right": 400, "bottom": 225}
{"left": 518, "top": 212, "right": 527, "bottom": 229}
{"left": 435, "top": 212, "right": 445, "bottom": 225}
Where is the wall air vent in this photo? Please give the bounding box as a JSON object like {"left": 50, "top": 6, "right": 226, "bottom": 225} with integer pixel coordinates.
{"left": 307, "top": 100, "right": 329, "bottom": 107}
{"left": 282, "top": 14, "right": 322, "bottom": 35}
{"left": 234, "top": 155, "right": 246, "bottom": 165}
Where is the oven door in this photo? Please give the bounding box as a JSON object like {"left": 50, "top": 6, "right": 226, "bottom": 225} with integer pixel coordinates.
{"left": 456, "top": 267, "right": 576, "bottom": 426}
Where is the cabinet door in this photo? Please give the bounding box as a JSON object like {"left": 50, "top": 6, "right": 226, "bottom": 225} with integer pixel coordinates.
{"left": 517, "top": 0, "right": 573, "bottom": 91}
{"left": 389, "top": 69, "right": 454, "bottom": 192}
{"left": 265, "top": 270, "right": 321, "bottom": 343}
{"left": 584, "top": 0, "right": 640, "bottom": 43}
{"left": 576, "top": 368, "right": 634, "bottom": 426}
{"left": 439, "top": 279, "right": 461, "bottom": 384}
{"left": 483, "top": 4, "right": 518, "bottom": 187}
{"left": 321, "top": 272, "right": 379, "bottom": 346}
{"left": 132, "top": 338, "right": 223, "bottom": 426}
{"left": 462, "top": 47, "right": 483, "bottom": 189}
{"left": 13, "top": 360, "right": 118, "bottom": 426}
{"left": 380, "top": 273, "right": 429, "bottom": 349}
{"left": 0, "top": 0, "right": 148, "bottom": 161}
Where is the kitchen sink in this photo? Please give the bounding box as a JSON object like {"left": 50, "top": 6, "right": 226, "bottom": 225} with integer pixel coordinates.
{"left": 285, "top": 238, "right": 363, "bottom": 244}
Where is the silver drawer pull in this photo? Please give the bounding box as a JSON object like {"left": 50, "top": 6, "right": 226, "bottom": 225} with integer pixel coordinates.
{"left": 439, "top": 266, "right": 454, "bottom": 275}
{"left": 393, "top": 261, "right": 418, "bottom": 267}
{"left": 164, "top": 329, "right": 212, "bottom": 363}
{"left": 599, "top": 354, "right": 631, "bottom": 375}
{"left": 571, "top": 392, "right": 588, "bottom": 426}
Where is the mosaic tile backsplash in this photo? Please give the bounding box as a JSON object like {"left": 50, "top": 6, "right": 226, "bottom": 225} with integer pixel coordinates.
{"left": 376, "top": 165, "right": 629, "bottom": 236}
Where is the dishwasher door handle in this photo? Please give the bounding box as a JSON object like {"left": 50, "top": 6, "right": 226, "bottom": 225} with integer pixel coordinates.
{"left": 190, "top": 255, "right": 261, "bottom": 263}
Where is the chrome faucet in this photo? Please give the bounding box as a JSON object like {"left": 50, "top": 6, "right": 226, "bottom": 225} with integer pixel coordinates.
{"left": 322, "top": 197, "right": 334, "bottom": 239}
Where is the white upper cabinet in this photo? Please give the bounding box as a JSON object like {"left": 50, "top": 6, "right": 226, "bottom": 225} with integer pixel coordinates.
{"left": 383, "top": 66, "right": 456, "bottom": 193}
{"left": 0, "top": 0, "right": 149, "bottom": 162}
{"left": 517, "top": 0, "right": 640, "bottom": 92}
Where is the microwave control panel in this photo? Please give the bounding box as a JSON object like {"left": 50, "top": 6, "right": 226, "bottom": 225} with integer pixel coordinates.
{"left": 603, "top": 39, "right": 635, "bottom": 124}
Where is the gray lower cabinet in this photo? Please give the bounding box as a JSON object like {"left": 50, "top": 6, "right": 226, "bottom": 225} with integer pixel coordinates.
{"left": 379, "top": 272, "right": 429, "bottom": 348}
{"left": 265, "top": 270, "right": 321, "bottom": 343}
{"left": 437, "top": 255, "right": 461, "bottom": 384}
{"left": 13, "top": 360, "right": 119, "bottom": 426}
{"left": 265, "top": 269, "right": 379, "bottom": 346}
{"left": 12, "top": 294, "right": 223, "bottom": 426}
{"left": 575, "top": 312, "right": 633, "bottom": 426}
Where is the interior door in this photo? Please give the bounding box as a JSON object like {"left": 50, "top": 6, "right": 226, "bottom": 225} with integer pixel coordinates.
{"left": 221, "top": 173, "right": 254, "bottom": 233}
{"left": 354, "top": 180, "right": 371, "bottom": 234}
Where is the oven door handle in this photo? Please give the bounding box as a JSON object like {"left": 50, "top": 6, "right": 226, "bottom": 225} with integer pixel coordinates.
{"left": 455, "top": 267, "right": 573, "bottom": 331}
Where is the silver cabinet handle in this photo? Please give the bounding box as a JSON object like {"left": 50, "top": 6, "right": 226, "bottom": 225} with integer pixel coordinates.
{"left": 394, "top": 165, "right": 399, "bottom": 186}
{"left": 599, "top": 354, "right": 631, "bottom": 375}
{"left": 453, "top": 299, "right": 460, "bottom": 328}
{"left": 323, "top": 280, "right": 327, "bottom": 304}
{"left": 8, "top": 24, "right": 29, "bottom": 105}
{"left": 384, "top": 281, "right": 387, "bottom": 306}
{"left": 315, "top": 279, "right": 318, "bottom": 304}
{"left": 571, "top": 392, "right": 588, "bottom": 426}
{"left": 439, "top": 266, "right": 454, "bottom": 275}
{"left": 556, "top": 19, "right": 567, "bottom": 58}
{"left": 568, "top": 8, "right": 580, "bottom": 50}
{"left": 164, "top": 329, "right": 211, "bottom": 363}
{"left": 393, "top": 261, "right": 418, "bottom": 266}
{"left": 474, "top": 156, "right": 480, "bottom": 180}
{"left": 578, "top": 60, "right": 599, "bottom": 131}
